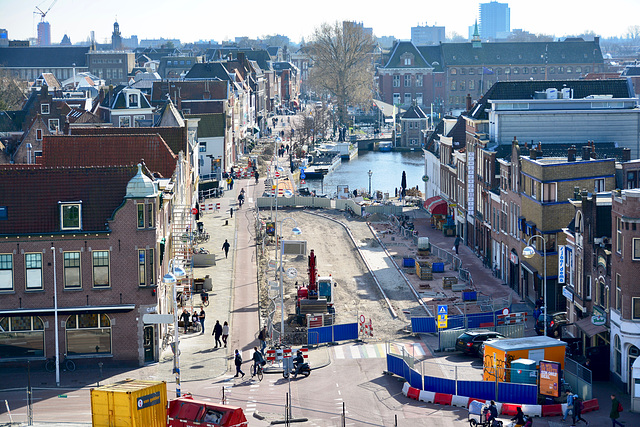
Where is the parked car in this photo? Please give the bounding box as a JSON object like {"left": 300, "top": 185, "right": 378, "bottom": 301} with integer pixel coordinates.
{"left": 455, "top": 331, "right": 505, "bottom": 356}
{"left": 479, "top": 336, "right": 508, "bottom": 358}
{"left": 535, "top": 311, "right": 568, "bottom": 337}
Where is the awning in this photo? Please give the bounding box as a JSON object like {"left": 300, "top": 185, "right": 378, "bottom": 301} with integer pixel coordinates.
{"left": 575, "top": 317, "right": 608, "bottom": 338}
{"left": 424, "top": 196, "right": 447, "bottom": 215}
{"left": 0, "top": 304, "right": 137, "bottom": 316}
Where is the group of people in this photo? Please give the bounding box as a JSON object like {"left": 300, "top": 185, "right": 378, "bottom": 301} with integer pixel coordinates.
{"left": 180, "top": 307, "right": 206, "bottom": 334}
{"left": 211, "top": 320, "right": 229, "bottom": 348}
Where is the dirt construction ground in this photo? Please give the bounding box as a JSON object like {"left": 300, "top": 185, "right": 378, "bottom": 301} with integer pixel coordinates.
{"left": 256, "top": 208, "right": 425, "bottom": 344}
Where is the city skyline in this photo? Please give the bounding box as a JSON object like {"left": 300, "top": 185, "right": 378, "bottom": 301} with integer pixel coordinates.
{"left": 1, "top": 0, "right": 640, "bottom": 45}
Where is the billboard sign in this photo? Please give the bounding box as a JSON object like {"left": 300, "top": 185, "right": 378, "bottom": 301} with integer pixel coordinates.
{"left": 539, "top": 360, "right": 561, "bottom": 397}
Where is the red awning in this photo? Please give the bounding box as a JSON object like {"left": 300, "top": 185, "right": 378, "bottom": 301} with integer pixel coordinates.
{"left": 424, "top": 196, "right": 447, "bottom": 215}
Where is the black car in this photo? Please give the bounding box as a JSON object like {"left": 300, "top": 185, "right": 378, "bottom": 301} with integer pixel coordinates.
{"left": 535, "top": 311, "right": 568, "bottom": 337}
{"left": 455, "top": 331, "right": 506, "bottom": 356}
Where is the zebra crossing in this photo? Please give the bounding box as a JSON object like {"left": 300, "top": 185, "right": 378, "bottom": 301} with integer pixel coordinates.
{"left": 332, "top": 341, "right": 429, "bottom": 360}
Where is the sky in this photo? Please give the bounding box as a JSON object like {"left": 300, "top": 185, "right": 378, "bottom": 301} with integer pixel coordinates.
{"left": 1, "top": 0, "right": 639, "bottom": 45}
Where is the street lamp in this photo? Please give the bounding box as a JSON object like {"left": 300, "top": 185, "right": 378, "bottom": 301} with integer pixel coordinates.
{"left": 277, "top": 218, "right": 302, "bottom": 342}
{"left": 368, "top": 170, "right": 373, "bottom": 196}
{"left": 162, "top": 259, "right": 186, "bottom": 398}
{"left": 51, "top": 247, "right": 60, "bottom": 387}
{"left": 522, "top": 235, "right": 547, "bottom": 337}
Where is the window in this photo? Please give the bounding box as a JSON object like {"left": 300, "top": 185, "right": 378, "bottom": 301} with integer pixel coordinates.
{"left": 36, "top": 129, "right": 43, "bottom": 141}
{"left": 66, "top": 313, "right": 111, "bottom": 355}
{"left": 416, "top": 93, "right": 423, "bottom": 105}
{"left": 147, "top": 203, "right": 154, "bottom": 228}
{"left": 128, "top": 93, "right": 139, "bottom": 108}
{"left": 617, "top": 217, "right": 623, "bottom": 254}
{"left": 133, "top": 115, "right": 145, "bottom": 127}
{"left": 594, "top": 178, "right": 605, "bottom": 192}
{"left": 0, "top": 254, "right": 12, "bottom": 291}
{"left": 586, "top": 275, "right": 592, "bottom": 300}
{"left": 48, "top": 119, "right": 59, "bottom": 132}
{"left": 616, "top": 274, "right": 622, "bottom": 311}
{"left": 138, "top": 249, "right": 155, "bottom": 287}
{"left": 531, "top": 178, "right": 537, "bottom": 199}
{"left": 450, "top": 68, "right": 457, "bottom": 75}
{"left": 634, "top": 238, "right": 640, "bottom": 260}
{"left": 25, "top": 253, "right": 42, "bottom": 290}
{"left": 60, "top": 203, "right": 81, "bottom": 230}
{"left": 393, "top": 75, "right": 400, "bottom": 87}
{"left": 416, "top": 75, "right": 423, "bottom": 87}
{"left": 634, "top": 297, "right": 640, "bottom": 319}
{"left": 0, "top": 316, "right": 45, "bottom": 359}
{"left": 41, "top": 104, "right": 50, "bottom": 114}
{"left": 199, "top": 142, "right": 207, "bottom": 152}
{"left": 542, "top": 183, "right": 557, "bottom": 202}
{"left": 404, "top": 93, "right": 411, "bottom": 105}
{"left": 614, "top": 335, "right": 622, "bottom": 375}
{"left": 92, "top": 251, "right": 110, "bottom": 288}
{"left": 0, "top": 206, "right": 6, "bottom": 221}
{"left": 451, "top": 80, "right": 456, "bottom": 91}
{"left": 393, "top": 93, "right": 400, "bottom": 105}
{"left": 137, "top": 203, "right": 145, "bottom": 228}
{"left": 404, "top": 75, "right": 411, "bottom": 87}
{"left": 63, "top": 252, "right": 81, "bottom": 289}
{"left": 119, "top": 116, "right": 131, "bottom": 127}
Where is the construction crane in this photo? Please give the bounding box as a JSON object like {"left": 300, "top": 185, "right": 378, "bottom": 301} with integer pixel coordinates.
{"left": 34, "top": 0, "right": 58, "bottom": 22}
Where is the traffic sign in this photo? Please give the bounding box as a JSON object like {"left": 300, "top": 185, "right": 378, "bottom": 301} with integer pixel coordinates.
{"left": 438, "top": 305, "right": 448, "bottom": 315}
{"left": 437, "top": 305, "right": 448, "bottom": 329}
{"left": 275, "top": 171, "right": 281, "bottom": 178}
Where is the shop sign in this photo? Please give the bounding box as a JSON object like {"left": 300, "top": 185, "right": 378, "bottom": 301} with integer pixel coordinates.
{"left": 592, "top": 306, "right": 606, "bottom": 326}
{"left": 510, "top": 252, "right": 519, "bottom": 264}
{"left": 558, "top": 245, "right": 565, "bottom": 284}
{"left": 539, "top": 360, "right": 561, "bottom": 398}
{"left": 562, "top": 286, "right": 573, "bottom": 302}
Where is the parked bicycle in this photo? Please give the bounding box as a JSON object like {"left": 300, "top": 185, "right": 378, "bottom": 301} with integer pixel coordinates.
{"left": 45, "top": 354, "right": 75, "bottom": 372}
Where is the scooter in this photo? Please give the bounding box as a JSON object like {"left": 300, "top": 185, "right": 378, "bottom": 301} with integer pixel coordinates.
{"left": 283, "top": 362, "right": 311, "bottom": 379}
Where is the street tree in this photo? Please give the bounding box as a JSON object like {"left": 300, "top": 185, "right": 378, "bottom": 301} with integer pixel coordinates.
{"left": 0, "top": 70, "right": 26, "bottom": 111}
{"left": 307, "top": 21, "right": 377, "bottom": 125}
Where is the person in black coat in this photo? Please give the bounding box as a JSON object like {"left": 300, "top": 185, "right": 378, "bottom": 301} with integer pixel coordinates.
{"left": 234, "top": 349, "right": 245, "bottom": 378}
{"left": 212, "top": 320, "right": 223, "bottom": 348}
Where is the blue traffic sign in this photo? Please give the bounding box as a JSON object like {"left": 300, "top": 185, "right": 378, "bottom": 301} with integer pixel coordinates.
{"left": 438, "top": 305, "right": 448, "bottom": 315}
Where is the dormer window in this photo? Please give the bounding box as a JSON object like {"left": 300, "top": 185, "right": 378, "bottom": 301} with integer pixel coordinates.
{"left": 60, "top": 202, "right": 82, "bottom": 230}
{"left": 41, "top": 104, "right": 50, "bottom": 115}
{"left": 128, "top": 93, "right": 139, "bottom": 108}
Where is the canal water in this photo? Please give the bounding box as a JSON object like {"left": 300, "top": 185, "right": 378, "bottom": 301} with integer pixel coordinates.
{"left": 304, "top": 151, "right": 425, "bottom": 197}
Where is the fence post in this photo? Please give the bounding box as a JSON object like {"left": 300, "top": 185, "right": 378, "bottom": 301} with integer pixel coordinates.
{"left": 455, "top": 366, "right": 458, "bottom": 397}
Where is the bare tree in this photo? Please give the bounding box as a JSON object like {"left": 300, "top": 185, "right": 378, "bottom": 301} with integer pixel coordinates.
{"left": 307, "top": 21, "right": 377, "bottom": 125}
{"left": 0, "top": 69, "right": 26, "bottom": 111}
{"left": 446, "top": 32, "right": 467, "bottom": 42}
{"left": 626, "top": 25, "right": 640, "bottom": 41}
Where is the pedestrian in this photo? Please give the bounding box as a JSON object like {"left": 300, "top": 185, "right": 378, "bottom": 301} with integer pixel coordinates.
{"left": 510, "top": 407, "right": 526, "bottom": 427}
{"left": 610, "top": 394, "right": 624, "bottom": 426}
{"left": 212, "top": 320, "right": 223, "bottom": 348}
{"left": 180, "top": 309, "right": 190, "bottom": 334}
{"left": 562, "top": 390, "right": 575, "bottom": 422}
{"left": 230, "top": 177, "right": 234, "bottom": 190}
{"left": 573, "top": 394, "right": 588, "bottom": 425}
{"left": 222, "top": 321, "right": 229, "bottom": 347}
{"left": 230, "top": 207, "right": 233, "bottom": 218}
{"left": 258, "top": 326, "right": 268, "bottom": 354}
{"left": 199, "top": 307, "right": 206, "bottom": 334}
{"left": 454, "top": 235, "right": 462, "bottom": 255}
{"left": 234, "top": 349, "right": 245, "bottom": 378}
{"left": 255, "top": 171, "right": 260, "bottom": 184}
{"left": 238, "top": 192, "right": 244, "bottom": 207}
{"left": 222, "top": 239, "right": 230, "bottom": 258}
{"left": 191, "top": 310, "right": 199, "bottom": 333}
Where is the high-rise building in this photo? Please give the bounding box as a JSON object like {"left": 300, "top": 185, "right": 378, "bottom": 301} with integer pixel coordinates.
{"left": 411, "top": 24, "right": 446, "bottom": 46}
{"left": 37, "top": 21, "right": 51, "bottom": 46}
{"left": 479, "top": 1, "right": 510, "bottom": 40}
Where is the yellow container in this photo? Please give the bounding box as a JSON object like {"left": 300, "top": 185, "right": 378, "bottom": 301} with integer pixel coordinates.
{"left": 91, "top": 379, "right": 167, "bottom": 427}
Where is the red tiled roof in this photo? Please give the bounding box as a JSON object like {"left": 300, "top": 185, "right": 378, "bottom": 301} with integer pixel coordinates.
{"left": 40, "top": 134, "right": 177, "bottom": 178}
{"left": 70, "top": 126, "right": 187, "bottom": 155}
{"left": 0, "top": 165, "right": 137, "bottom": 235}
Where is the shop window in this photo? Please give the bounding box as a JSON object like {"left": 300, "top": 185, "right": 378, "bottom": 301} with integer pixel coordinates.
{"left": 25, "top": 253, "right": 43, "bottom": 290}
{"left": 66, "top": 314, "right": 112, "bottom": 355}
{"left": 63, "top": 252, "right": 81, "bottom": 289}
{"left": 92, "top": 251, "right": 110, "bottom": 288}
{"left": 0, "top": 316, "right": 45, "bottom": 359}
{"left": 0, "top": 254, "right": 12, "bottom": 291}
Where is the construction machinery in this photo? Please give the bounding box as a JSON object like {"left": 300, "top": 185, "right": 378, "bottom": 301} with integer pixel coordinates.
{"left": 295, "top": 249, "right": 335, "bottom": 325}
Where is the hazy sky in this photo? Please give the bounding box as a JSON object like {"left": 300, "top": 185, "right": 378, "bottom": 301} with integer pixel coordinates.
{"left": 1, "top": 0, "right": 639, "bottom": 45}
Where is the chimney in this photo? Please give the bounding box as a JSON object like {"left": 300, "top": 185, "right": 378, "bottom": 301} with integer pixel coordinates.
{"left": 466, "top": 94, "right": 472, "bottom": 111}
{"left": 590, "top": 140, "right": 596, "bottom": 159}
{"left": 238, "top": 52, "right": 245, "bottom": 64}
{"left": 568, "top": 145, "right": 576, "bottom": 162}
{"left": 622, "top": 148, "right": 631, "bottom": 162}
{"left": 530, "top": 149, "right": 537, "bottom": 160}
{"left": 581, "top": 145, "right": 591, "bottom": 160}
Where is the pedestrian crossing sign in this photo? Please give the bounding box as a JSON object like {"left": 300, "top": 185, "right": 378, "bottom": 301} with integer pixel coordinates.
{"left": 437, "top": 305, "right": 448, "bottom": 328}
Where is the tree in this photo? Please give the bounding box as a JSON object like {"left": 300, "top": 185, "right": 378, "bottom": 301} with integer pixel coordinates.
{"left": 307, "top": 21, "right": 377, "bottom": 125}
{"left": 0, "top": 70, "right": 26, "bottom": 111}
{"left": 446, "top": 32, "right": 467, "bottom": 42}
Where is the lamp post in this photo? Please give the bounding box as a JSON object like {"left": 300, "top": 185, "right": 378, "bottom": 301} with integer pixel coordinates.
{"left": 162, "top": 260, "right": 186, "bottom": 398}
{"left": 277, "top": 218, "right": 301, "bottom": 342}
{"left": 51, "top": 247, "right": 60, "bottom": 387}
{"left": 522, "top": 235, "right": 547, "bottom": 337}
{"left": 368, "top": 170, "right": 373, "bottom": 196}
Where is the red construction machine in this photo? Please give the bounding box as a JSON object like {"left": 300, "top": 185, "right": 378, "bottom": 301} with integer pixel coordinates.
{"left": 295, "top": 249, "right": 335, "bottom": 326}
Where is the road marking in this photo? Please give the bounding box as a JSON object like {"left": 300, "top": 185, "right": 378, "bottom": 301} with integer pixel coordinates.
{"left": 349, "top": 346, "right": 361, "bottom": 358}
{"left": 334, "top": 346, "right": 344, "bottom": 359}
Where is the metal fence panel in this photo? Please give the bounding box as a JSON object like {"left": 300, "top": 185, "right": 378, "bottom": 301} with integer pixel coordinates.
{"left": 497, "top": 382, "right": 538, "bottom": 405}
{"left": 307, "top": 325, "right": 332, "bottom": 345}
{"left": 411, "top": 317, "right": 436, "bottom": 333}
{"left": 457, "top": 380, "right": 496, "bottom": 401}
{"left": 423, "top": 375, "right": 456, "bottom": 395}
{"left": 409, "top": 368, "right": 423, "bottom": 389}
{"left": 333, "top": 323, "right": 358, "bottom": 342}
{"left": 386, "top": 354, "right": 405, "bottom": 377}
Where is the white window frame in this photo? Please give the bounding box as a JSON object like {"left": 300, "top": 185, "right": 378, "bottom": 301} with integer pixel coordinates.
{"left": 133, "top": 115, "right": 145, "bottom": 127}
{"left": 416, "top": 93, "right": 423, "bottom": 105}
{"left": 36, "top": 129, "right": 43, "bottom": 141}
{"left": 393, "top": 93, "right": 400, "bottom": 105}
{"left": 392, "top": 75, "right": 400, "bottom": 88}
{"left": 585, "top": 274, "right": 592, "bottom": 300}
{"left": 48, "top": 119, "right": 59, "bottom": 132}
{"left": 404, "top": 75, "right": 411, "bottom": 87}
{"left": 119, "top": 116, "right": 131, "bottom": 127}
{"left": 594, "top": 178, "right": 605, "bottom": 192}
{"left": 92, "top": 251, "right": 110, "bottom": 288}
{"left": 617, "top": 217, "right": 623, "bottom": 254}
{"left": 25, "top": 253, "right": 43, "bottom": 290}
{"left": 633, "top": 297, "right": 640, "bottom": 320}
{"left": 542, "top": 182, "right": 557, "bottom": 202}
{"left": 63, "top": 251, "right": 81, "bottom": 289}
{"left": 60, "top": 203, "right": 82, "bottom": 231}
{"left": 41, "top": 104, "right": 50, "bottom": 114}
{"left": 633, "top": 238, "right": 640, "bottom": 260}
{"left": 0, "top": 254, "right": 13, "bottom": 291}
{"left": 404, "top": 93, "right": 411, "bottom": 105}
{"left": 416, "top": 75, "right": 423, "bottom": 87}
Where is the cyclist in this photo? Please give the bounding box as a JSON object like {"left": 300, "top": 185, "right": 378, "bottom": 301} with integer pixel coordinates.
{"left": 252, "top": 346, "right": 265, "bottom": 376}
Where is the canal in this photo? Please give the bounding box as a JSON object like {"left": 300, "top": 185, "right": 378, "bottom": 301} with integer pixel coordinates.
{"left": 304, "top": 150, "right": 425, "bottom": 197}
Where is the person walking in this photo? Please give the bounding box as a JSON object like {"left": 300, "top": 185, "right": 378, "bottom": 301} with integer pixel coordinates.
{"left": 234, "top": 349, "right": 245, "bottom": 378}
{"left": 255, "top": 170, "right": 260, "bottom": 184}
{"left": 454, "top": 235, "right": 462, "bottom": 255}
{"left": 610, "top": 394, "right": 624, "bottom": 426}
{"left": 199, "top": 307, "right": 206, "bottom": 334}
{"left": 222, "top": 239, "right": 230, "bottom": 258}
{"left": 258, "top": 326, "right": 268, "bottom": 354}
{"left": 212, "top": 320, "right": 223, "bottom": 348}
{"left": 180, "top": 309, "right": 190, "bottom": 334}
{"left": 222, "top": 321, "right": 229, "bottom": 347}
{"left": 573, "top": 395, "right": 588, "bottom": 425}
{"left": 229, "top": 207, "right": 233, "bottom": 218}
{"left": 562, "top": 390, "right": 576, "bottom": 422}
{"left": 237, "top": 192, "right": 244, "bottom": 208}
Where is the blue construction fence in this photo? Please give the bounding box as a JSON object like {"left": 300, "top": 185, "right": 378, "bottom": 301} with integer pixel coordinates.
{"left": 411, "top": 308, "right": 510, "bottom": 333}
{"left": 307, "top": 322, "right": 358, "bottom": 345}
{"left": 386, "top": 353, "right": 537, "bottom": 404}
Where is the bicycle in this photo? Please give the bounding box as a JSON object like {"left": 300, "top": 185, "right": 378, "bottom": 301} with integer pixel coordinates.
{"left": 45, "top": 354, "right": 75, "bottom": 372}
{"left": 251, "top": 362, "right": 264, "bottom": 381}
